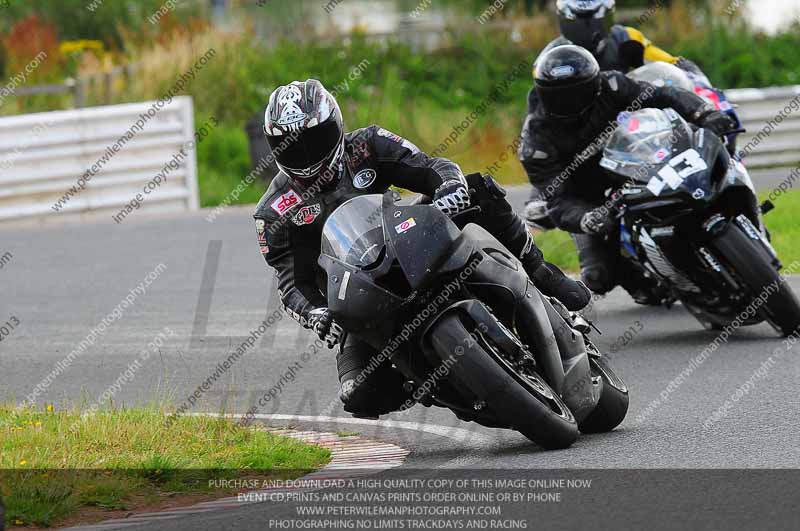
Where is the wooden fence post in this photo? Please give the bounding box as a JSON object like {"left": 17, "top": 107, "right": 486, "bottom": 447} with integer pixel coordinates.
{"left": 104, "top": 72, "right": 113, "bottom": 104}
{"left": 74, "top": 77, "right": 87, "bottom": 108}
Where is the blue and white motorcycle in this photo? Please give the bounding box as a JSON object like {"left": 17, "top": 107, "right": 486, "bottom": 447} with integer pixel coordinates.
{"left": 598, "top": 106, "right": 800, "bottom": 336}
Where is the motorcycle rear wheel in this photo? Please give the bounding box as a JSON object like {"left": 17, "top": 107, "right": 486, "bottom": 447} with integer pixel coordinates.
{"left": 428, "top": 312, "right": 578, "bottom": 450}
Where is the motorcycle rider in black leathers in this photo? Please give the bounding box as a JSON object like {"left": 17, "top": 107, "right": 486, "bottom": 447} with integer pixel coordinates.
{"left": 254, "top": 79, "right": 591, "bottom": 418}
{"left": 518, "top": 46, "right": 737, "bottom": 304}
{"left": 547, "top": 0, "right": 703, "bottom": 78}
{"left": 525, "top": 0, "right": 705, "bottom": 230}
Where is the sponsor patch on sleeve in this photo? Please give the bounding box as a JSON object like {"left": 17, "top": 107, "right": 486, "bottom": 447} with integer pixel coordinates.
{"left": 270, "top": 189, "right": 303, "bottom": 215}
{"left": 255, "top": 218, "right": 269, "bottom": 256}
{"left": 377, "top": 127, "right": 420, "bottom": 154}
{"left": 291, "top": 204, "right": 322, "bottom": 226}
{"left": 377, "top": 128, "right": 403, "bottom": 142}
{"left": 353, "top": 168, "right": 378, "bottom": 189}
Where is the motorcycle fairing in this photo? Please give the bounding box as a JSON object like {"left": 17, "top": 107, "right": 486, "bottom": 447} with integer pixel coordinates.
{"left": 380, "top": 192, "right": 464, "bottom": 291}
{"left": 318, "top": 253, "right": 405, "bottom": 347}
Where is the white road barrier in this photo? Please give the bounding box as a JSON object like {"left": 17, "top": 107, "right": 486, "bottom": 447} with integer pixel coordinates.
{"left": 0, "top": 96, "right": 199, "bottom": 222}
{"left": 726, "top": 85, "right": 800, "bottom": 172}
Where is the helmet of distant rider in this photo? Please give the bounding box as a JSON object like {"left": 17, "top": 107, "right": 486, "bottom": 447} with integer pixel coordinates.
{"left": 534, "top": 45, "right": 601, "bottom": 119}
{"left": 264, "top": 79, "right": 345, "bottom": 189}
{"left": 556, "top": 0, "right": 615, "bottom": 52}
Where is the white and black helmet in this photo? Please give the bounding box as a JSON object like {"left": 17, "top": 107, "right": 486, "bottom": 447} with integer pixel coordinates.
{"left": 264, "top": 79, "right": 345, "bottom": 188}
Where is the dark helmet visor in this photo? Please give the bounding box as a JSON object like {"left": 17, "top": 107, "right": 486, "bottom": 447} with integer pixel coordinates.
{"left": 559, "top": 16, "right": 607, "bottom": 50}
{"left": 537, "top": 76, "right": 600, "bottom": 118}
{"left": 266, "top": 119, "right": 341, "bottom": 172}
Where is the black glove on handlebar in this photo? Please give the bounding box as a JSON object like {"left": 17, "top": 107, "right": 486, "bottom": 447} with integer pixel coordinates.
{"left": 698, "top": 110, "right": 737, "bottom": 138}
{"left": 307, "top": 308, "right": 343, "bottom": 349}
{"left": 675, "top": 57, "right": 704, "bottom": 76}
{"left": 580, "top": 208, "right": 615, "bottom": 236}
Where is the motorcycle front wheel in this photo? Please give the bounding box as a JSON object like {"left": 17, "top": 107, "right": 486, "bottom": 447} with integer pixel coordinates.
{"left": 428, "top": 312, "right": 578, "bottom": 450}
{"left": 577, "top": 347, "right": 629, "bottom": 434}
{"left": 711, "top": 223, "right": 800, "bottom": 337}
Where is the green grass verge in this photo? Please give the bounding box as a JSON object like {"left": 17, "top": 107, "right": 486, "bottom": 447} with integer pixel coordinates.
{"left": 762, "top": 190, "right": 800, "bottom": 268}
{"left": 0, "top": 405, "right": 330, "bottom": 528}
{"left": 533, "top": 228, "right": 580, "bottom": 273}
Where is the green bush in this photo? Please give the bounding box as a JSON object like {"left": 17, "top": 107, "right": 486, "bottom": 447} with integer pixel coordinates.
{"left": 671, "top": 22, "right": 800, "bottom": 86}
{"left": 0, "top": 0, "right": 203, "bottom": 50}
{"left": 191, "top": 19, "right": 800, "bottom": 206}
{"left": 195, "top": 122, "right": 264, "bottom": 208}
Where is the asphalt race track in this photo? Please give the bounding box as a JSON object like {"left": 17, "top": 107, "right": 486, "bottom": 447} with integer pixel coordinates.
{"left": 1, "top": 182, "right": 799, "bottom": 529}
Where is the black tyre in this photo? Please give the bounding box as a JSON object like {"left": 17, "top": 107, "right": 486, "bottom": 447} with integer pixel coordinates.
{"left": 578, "top": 354, "right": 629, "bottom": 434}
{"left": 711, "top": 223, "right": 800, "bottom": 337}
{"left": 428, "top": 312, "right": 578, "bottom": 450}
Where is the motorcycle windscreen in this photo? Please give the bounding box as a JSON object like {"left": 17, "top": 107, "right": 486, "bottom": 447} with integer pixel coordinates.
{"left": 321, "top": 195, "right": 386, "bottom": 269}
{"left": 628, "top": 62, "right": 694, "bottom": 92}
{"left": 601, "top": 108, "right": 677, "bottom": 184}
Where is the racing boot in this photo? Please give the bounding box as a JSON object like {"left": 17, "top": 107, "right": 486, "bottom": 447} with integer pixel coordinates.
{"left": 522, "top": 241, "right": 592, "bottom": 311}
{"left": 628, "top": 288, "right": 662, "bottom": 306}
{"left": 619, "top": 268, "right": 668, "bottom": 307}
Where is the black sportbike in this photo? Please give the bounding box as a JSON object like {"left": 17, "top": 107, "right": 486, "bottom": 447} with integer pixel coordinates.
{"left": 317, "top": 192, "right": 628, "bottom": 449}
{"left": 599, "top": 107, "right": 800, "bottom": 336}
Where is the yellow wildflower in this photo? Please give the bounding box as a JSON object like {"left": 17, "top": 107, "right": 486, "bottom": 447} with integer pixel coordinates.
{"left": 59, "top": 40, "right": 105, "bottom": 56}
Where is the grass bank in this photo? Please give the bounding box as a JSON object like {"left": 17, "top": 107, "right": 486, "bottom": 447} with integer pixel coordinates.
{"left": 0, "top": 405, "right": 330, "bottom": 528}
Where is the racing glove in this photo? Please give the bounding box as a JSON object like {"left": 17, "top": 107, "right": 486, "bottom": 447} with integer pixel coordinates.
{"left": 524, "top": 199, "right": 554, "bottom": 231}
{"left": 580, "top": 208, "right": 615, "bottom": 236}
{"left": 697, "top": 110, "right": 737, "bottom": 138}
{"left": 306, "top": 308, "right": 343, "bottom": 349}
{"left": 433, "top": 180, "right": 471, "bottom": 217}
{"left": 675, "top": 57, "right": 703, "bottom": 76}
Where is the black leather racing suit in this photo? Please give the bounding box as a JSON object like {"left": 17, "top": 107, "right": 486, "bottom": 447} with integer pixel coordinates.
{"left": 255, "top": 125, "right": 541, "bottom": 416}
{"left": 524, "top": 29, "right": 704, "bottom": 227}
{"left": 518, "top": 72, "right": 713, "bottom": 295}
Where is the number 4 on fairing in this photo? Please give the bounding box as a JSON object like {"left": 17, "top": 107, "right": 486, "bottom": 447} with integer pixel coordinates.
{"left": 647, "top": 148, "right": 708, "bottom": 196}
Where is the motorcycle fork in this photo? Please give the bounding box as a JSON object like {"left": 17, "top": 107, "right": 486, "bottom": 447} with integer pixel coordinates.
{"left": 464, "top": 249, "right": 599, "bottom": 421}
